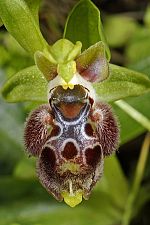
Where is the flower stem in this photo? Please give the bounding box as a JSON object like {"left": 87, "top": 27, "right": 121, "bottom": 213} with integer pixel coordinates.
{"left": 121, "top": 133, "right": 150, "bottom": 225}
{"left": 115, "top": 100, "right": 150, "bottom": 131}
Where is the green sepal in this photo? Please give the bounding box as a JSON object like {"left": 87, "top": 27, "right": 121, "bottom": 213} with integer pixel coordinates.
{"left": 1, "top": 66, "right": 47, "bottom": 103}
{"left": 48, "top": 39, "right": 82, "bottom": 63}
{"left": 34, "top": 51, "right": 57, "bottom": 81}
{"left": 34, "top": 39, "right": 82, "bottom": 82}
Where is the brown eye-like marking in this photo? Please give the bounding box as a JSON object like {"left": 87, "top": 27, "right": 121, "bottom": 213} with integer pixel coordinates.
{"left": 85, "top": 145, "right": 101, "bottom": 167}
{"left": 49, "top": 125, "right": 61, "bottom": 138}
{"left": 41, "top": 146, "right": 56, "bottom": 169}
{"left": 84, "top": 123, "right": 94, "bottom": 137}
{"left": 62, "top": 142, "right": 78, "bottom": 160}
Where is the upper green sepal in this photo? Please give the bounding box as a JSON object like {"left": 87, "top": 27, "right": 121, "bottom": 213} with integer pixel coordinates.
{"left": 35, "top": 39, "right": 82, "bottom": 82}
{"left": 48, "top": 39, "right": 82, "bottom": 63}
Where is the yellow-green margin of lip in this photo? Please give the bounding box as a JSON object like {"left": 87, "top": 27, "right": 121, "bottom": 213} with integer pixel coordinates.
{"left": 61, "top": 190, "right": 83, "bottom": 207}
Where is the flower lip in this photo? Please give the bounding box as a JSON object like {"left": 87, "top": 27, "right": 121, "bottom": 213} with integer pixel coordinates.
{"left": 37, "top": 142, "right": 104, "bottom": 205}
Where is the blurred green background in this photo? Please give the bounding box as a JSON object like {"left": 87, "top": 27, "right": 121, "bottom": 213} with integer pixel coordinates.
{"left": 0, "top": 0, "right": 150, "bottom": 225}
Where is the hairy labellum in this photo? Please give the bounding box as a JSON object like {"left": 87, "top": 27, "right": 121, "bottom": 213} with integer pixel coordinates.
{"left": 24, "top": 84, "right": 119, "bottom": 207}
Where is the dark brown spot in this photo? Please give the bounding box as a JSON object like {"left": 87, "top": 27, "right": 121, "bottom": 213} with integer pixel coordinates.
{"left": 49, "top": 125, "right": 60, "bottom": 137}
{"left": 41, "top": 146, "right": 56, "bottom": 169}
{"left": 62, "top": 142, "right": 78, "bottom": 159}
{"left": 85, "top": 145, "right": 101, "bottom": 167}
{"left": 85, "top": 123, "right": 94, "bottom": 136}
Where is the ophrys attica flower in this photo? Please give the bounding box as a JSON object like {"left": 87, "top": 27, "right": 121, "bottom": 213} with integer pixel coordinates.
{"left": 24, "top": 39, "right": 119, "bottom": 207}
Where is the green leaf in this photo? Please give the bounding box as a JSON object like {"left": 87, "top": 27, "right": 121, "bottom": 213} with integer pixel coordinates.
{"left": 64, "top": 0, "right": 111, "bottom": 61}
{"left": 93, "top": 64, "right": 150, "bottom": 102}
{"left": 114, "top": 57, "right": 150, "bottom": 144}
{"left": 1, "top": 66, "right": 48, "bottom": 103}
{"left": 0, "top": 0, "right": 47, "bottom": 56}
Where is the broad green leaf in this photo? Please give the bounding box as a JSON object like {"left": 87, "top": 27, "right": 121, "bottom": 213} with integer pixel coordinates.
{"left": 64, "top": 0, "right": 111, "bottom": 61}
{"left": 1, "top": 66, "right": 47, "bottom": 103}
{"left": 0, "top": 0, "right": 47, "bottom": 56}
{"left": 114, "top": 59, "right": 150, "bottom": 144}
{"left": 93, "top": 64, "right": 150, "bottom": 102}
{"left": 104, "top": 15, "right": 139, "bottom": 48}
